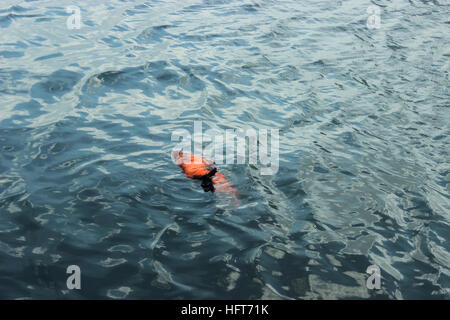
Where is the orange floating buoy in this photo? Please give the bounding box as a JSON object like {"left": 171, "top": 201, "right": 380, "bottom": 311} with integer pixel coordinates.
{"left": 173, "top": 151, "right": 239, "bottom": 199}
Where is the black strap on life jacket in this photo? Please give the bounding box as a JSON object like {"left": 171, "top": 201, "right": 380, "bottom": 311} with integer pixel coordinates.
{"left": 201, "top": 168, "right": 217, "bottom": 193}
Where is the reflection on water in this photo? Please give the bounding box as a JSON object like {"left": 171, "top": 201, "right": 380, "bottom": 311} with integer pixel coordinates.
{"left": 0, "top": 0, "right": 449, "bottom": 299}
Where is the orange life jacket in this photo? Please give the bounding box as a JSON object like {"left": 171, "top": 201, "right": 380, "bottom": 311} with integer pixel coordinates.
{"left": 173, "top": 151, "right": 239, "bottom": 199}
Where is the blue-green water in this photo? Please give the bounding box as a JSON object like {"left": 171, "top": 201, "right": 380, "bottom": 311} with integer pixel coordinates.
{"left": 0, "top": 0, "right": 449, "bottom": 299}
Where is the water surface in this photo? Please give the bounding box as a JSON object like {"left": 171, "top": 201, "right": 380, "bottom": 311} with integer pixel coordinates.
{"left": 0, "top": 0, "right": 449, "bottom": 299}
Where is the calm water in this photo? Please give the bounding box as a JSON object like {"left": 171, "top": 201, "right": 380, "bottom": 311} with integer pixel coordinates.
{"left": 0, "top": 0, "right": 449, "bottom": 299}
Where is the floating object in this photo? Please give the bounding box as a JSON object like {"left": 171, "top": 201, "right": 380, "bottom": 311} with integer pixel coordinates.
{"left": 173, "top": 151, "right": 239, "bottom": 199}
